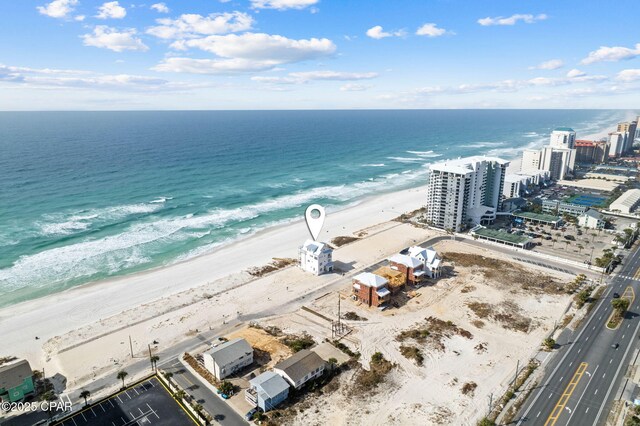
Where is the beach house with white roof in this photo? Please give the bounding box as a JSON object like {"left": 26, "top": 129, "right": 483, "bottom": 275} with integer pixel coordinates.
{"left": 352, "top": 272, "right": 390, "bottom": 307}
{"left": 203, "top": 338, "right": 253, "bottom": 380}
{"left": 388, "top": 253, "right": 425, "bottom": 284}
{"left": 407, "top": 246, "right": 442, "bottom": 278}
{"left": 299, "top": 240, "right": 334, "bottom": 275}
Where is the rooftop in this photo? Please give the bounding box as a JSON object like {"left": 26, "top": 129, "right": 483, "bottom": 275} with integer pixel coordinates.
{"left": 274, "top": 349, "right": 325, "bottom": 385}
{"left": 206, "top": 338, "right": 253, "bottom": 367}
{"left": 388, "top": 253, "right": 422, "bottom": 268}
{"left": 429, "top": 155, "right": 509, "bottom": 175}
{"left": 300, "top": 239, "right": 331, "bottom": 255}
{"left": 512, "top": 211, "right": 562, "bottom": 224}
{"left": 353, "top": 272, "right": 388, "bottom": 288}
{"left": 554, "top": 127, "right": 575, "bottom": 132}
{"left": 249, "top": 371, "right": 290, "bottom": 399}
{"left": 582, "top": 209, "right": 603, "bottom": 219}
{"left": 0, "top": 359, "right": 32, "bottom": 390}
{"left": 611, "top": 189, "right": 640, "bottom": 208}
{"left": 471, "top": 227, "right": 530, "bottom": 245}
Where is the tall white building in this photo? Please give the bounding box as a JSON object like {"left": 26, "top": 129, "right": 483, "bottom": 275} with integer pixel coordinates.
{"left": 521, "top": 146, "right": 575, "bottom": 180}
{"left": 608, "top": 132, "right": 625, "bottom": 158}
{"left": 426, "top": 156, "right": 509, "bottom": 232}
{"left": 549, "top": 127, "right": 576, "bottom": 149}
{"left": 298, "top": 240, "right": 333, "bottom": 275}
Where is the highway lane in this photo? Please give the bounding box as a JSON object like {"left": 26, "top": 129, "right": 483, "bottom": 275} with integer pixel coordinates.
{"left": 517, "top": 245, "right": 640, "bottom": 426}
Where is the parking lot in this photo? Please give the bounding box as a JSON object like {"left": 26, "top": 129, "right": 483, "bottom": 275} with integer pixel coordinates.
{"left": 52, "top": 377, "right": 197, "bottom": 426}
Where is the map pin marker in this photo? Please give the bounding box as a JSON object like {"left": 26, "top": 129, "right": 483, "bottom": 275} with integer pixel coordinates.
{"left": 305, "top": 204, "right": 325, "bottom": 241}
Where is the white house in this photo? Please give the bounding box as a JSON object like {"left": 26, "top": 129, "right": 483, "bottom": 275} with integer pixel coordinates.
{"left": 578, "top": 209, "right": 605, "bottom": 230}
{"left": 407, "top": 246, "right": 442, "bottom": 278}
{"left": 203, "top": 338, "right": 253, "bottom": 380}
{"left": 299, "top": 240, "right": 334, "bottom": 275}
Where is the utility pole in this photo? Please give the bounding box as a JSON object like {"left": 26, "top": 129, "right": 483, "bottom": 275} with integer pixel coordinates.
{"left": 148, "top": 344, "right": 152, "bottom": 369}
{"left": 129, "top": 335, "right": 134, "bottom": 358}
{"left": 513, "top": 360, "right": 520, "bottom": 388}
{"left": 487, "top": 393, "right": 493, "bottom": 416}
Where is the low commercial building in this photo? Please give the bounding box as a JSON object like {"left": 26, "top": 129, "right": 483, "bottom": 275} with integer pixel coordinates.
{"left": 470, "top": 226, "right": 533, "bottom": 249}
{"left": 245, "top": 371, "right": 290, "bottom": 412}
{"left": 578, "top": 209, "right": 605, "bottom": 229}
{"left": 274, "top": 350, "right": 326, "bottom": 390}
{"left": 511, "top": 211, "right": 562, "bottom": 228}
{"left": 610, "top": 189, "right": 640, "bottom": 214}
{"left": 203, "top": 338, "right": 253, "bottom": 380}
{"left": 0, "top": 359, "right": 35, "bottom": 403}
{"left": 407, "top": 246, "right": 442, "bottom": 278}
{"left": 352, "top": 272, "right": 390, "bottom": 307}
{"left": 541, "top": 199, "right": 588, "bottom": 216}
{"left": 298, "top": 240, "right": 334, "bottom": 275}
{"left": 388, "top": 254, "right": 425, "bottom": 284}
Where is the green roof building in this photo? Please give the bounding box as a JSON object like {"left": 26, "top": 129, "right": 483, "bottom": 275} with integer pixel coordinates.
{"left": 0, "top": 359, "right": 35, "bottom": 402}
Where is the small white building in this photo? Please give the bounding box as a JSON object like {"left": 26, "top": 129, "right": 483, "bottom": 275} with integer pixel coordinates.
{"left": 407, "top": 246, "right": 442, "bottom": 278}
{"left": 203, "top": 338, "right": 253, "bottom": 380}
{"left": 578, "top": 209, "right": 605, "bottom": 230}
{"left": 610, "top": 189, "right": 640, "bottom": 214}
{"left": 299, "top": 240, "right": 334, "bottom": 275}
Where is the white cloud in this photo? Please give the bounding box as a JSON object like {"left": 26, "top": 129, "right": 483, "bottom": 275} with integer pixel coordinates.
{"left": 96, "top": 1, "right": 127, "bottom": 19}
{"left": 150, "top": 3, "right": 169, "bottom": 13}
{"left": 617, "top": 69, "right": 640, "bottom": 82}
{"left": 566, "top": 69, "right": 586, "bottom": 78}
{"left": 415, "top": 23, "right": 447, "bottom": 37}
{"left": 340, "top": 83, "right": 371, "bottom": 91}
{"left": 251, "top": 0, "right": 319, "bottom": 10}
{"left": 37, "top": 0, "right": 78, "bottom": 19}
{"left": 75, "top": 14, "right": 85, "bottom": 21}
{"left": 366, "top": 25, "right": 405, "bottom": 39}
{"left": 529, "top": 59, "right": 563, "bottom": 70}
{"left": 581, "top": 43, "right": 640, "bottom": 65}
{"left": 147, "top": 12, "right": 254, "bottom": 39}
{"left": 152, "top": 57, "right": 276, "bottom": 74}
{"left": 477, "top": 13, "right": 547, "bottom": 26}
{"left": 252, "top": 70, "right": 377, "bottom": 84}
{"left": 82, "top": 26, "right": 149, "bottom": 52}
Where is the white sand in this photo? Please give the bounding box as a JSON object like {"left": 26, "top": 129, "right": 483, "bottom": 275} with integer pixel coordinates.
{"left": 0, "top": 185, "right": 428, "bottom": 373}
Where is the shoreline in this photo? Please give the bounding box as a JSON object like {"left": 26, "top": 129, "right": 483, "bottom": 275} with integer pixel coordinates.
{"left": 0, "top": 184, "right": 429, "bottom": 364}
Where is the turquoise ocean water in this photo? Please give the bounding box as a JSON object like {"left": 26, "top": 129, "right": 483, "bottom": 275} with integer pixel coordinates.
{"left": 0, "top": 110, "right": 634, "bottom": 307}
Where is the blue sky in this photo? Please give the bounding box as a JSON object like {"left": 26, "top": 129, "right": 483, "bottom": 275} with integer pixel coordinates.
{"left": 1, "top": 0, "right": 640, "bottom": 110}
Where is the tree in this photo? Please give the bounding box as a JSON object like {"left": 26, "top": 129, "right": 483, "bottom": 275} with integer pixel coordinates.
{"left": 117, "top": 370, "right": 128, "bottom": 389}
{"left": 174, "top": 390, "right": 186, "bottom": 401}
{"left": 219, "top": 381, "right": 234, "bottom": 396}
{"left": 150, "top": 355, "right": 160, "bottom": 372}
{"left": 163, "top": 371, "right": 174, "bottom": 385}
{"left": 80, "top": 390, "right": 91, "bottom": 407}
{"left": 552, "top": 239, "right": 558, "bottom": 248}
{"left": 612, "top": 298, "right": 630, "bottom": 314}
{"left": 577, "top": 244, "right": 584, "bottom": 253}
{"left": 477, "top": 418, "right": 496, "bottom": 426}
{"left": 543, "top": 337, "right": 556, "bottom": 351}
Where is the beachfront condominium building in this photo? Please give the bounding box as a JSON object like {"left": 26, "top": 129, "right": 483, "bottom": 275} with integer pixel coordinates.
{"left": 549, "top": 128, "right": 576, "bottom": 149}
{"left": 521, "top": 146, "right": 575, "bottom": 181}
{"left": 617, "top": 121, "right": 638, "bottom": 154}
{"left": 298, "top": 240, "right": 333, "bottom": 275}
{"left": 608, "top": 132, "right": 625, "bottom": 158}
{"left": 425, "top": 156, "right": 509, "bottom": 232}
{"left": 575, "top": 140, "right": 610, "bottom": 164}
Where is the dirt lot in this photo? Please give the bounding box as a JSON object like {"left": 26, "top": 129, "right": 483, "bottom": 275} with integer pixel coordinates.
{"left": 254, "top": 239, "right": 574, "bottom": 426}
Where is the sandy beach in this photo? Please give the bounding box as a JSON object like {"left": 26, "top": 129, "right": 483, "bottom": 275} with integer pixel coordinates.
{"left": 0, "top": 185, "right": 428, "bottom": 374}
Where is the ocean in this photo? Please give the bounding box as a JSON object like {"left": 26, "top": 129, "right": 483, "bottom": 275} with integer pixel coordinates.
{"left": 0, "top": 110, "right": 634, "bottom": 307}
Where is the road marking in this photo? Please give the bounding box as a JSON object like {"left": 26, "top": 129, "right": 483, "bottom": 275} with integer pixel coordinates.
{"left": 545, "top": 362, "right": 588, "bottom": 426}
{"left": 567, "top": 364, "right": 599, "bottom": 425}
{"left": 595, "top": 389, "right": 598, "bottom": 395}
{"left": 537, "top": 411, "right": 541, "bottom": 418}
{"left": 569, "top": 362, "right": 572, "bottom": 367}
{"left": 610, "top": 359, "right": 613, "bottom": 364}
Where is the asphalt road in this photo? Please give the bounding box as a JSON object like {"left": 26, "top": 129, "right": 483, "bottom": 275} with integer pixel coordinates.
{"left": 516, "top": 245, "right": 640, "bottom": 426}
{"left": 163, "top": 361, "right": 246, "bottom": 426}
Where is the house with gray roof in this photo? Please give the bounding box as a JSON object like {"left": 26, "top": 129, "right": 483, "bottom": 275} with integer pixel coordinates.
{"left": 0, "top": 359, "right": 35, "bottom": 402}
{"left": 245, "top": 371, "right": 289, "bottom": 412}
{"left": 273, "top": 349, "right": 326, "bottom": 389}
{"left": 203, "top": 338, "right": 253, "bottom": 380}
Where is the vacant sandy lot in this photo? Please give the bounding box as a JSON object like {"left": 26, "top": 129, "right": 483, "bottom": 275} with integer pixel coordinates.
{"left": 257, "top": 240, "right": 573, "bottom": 426}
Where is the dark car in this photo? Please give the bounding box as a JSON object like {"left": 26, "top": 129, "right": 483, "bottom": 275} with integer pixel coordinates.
{"left": 613, "top": 292, "right": 620, "bottom": 298}
{"left": 399, "top": 247, "right": 410, "bottom": 255}
{"left": 245, "top": 408, "right": 258, "bottom": 421}
{"left": 611, "top": 343, "right": 619, "bottom": 349}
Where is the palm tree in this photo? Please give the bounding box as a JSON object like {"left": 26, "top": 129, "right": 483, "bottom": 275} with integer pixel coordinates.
{"left": 80, "top": 390, "right": 91, "bottom": 407}
{"left": 117, "top": 370, "right": 128, "bottom": 389}
{"left": 163, "top": 371, "right": 174, "bottom": 385}
{"left": 552, "top": 239, "right": 557, "bottom": 248}
{"left": 174, "top": 390, "right": 186, "bottom": 401}
{"left": 577, "top": 244, "right": 584, "bottom": 253}
{"left": 150, "top": 355, "right": 160, "bottom": 372}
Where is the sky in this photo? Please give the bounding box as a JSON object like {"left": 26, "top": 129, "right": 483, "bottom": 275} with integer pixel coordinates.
{"left": 1, "top": 0, "right": 640, "bottom": 110}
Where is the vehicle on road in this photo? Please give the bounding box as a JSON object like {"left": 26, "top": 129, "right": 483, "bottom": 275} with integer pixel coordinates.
{"left": 245, "top": 408, "right": 258, "bottom": 421}
{"left": 613, "top": 292, "right": 620, "bottom": 298}
{"left": 611, "top": 343, "right": 619, "bottom": 349}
